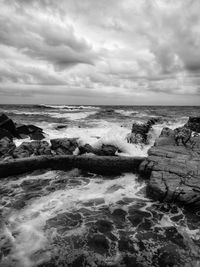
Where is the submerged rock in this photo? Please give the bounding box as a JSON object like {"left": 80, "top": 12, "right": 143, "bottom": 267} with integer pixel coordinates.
{"left": 50, "top": 138, "right": 78, "bottom": 155}
{"left": 140, "top": 126, "right": 200, "bottom": 206}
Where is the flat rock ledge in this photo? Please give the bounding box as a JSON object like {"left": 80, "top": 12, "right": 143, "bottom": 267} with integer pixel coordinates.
{"left": 0, "top": 155, "right": 145, "bottom": 178}
{"left": 140, "top": 127, "right": 200, "bottom": 207}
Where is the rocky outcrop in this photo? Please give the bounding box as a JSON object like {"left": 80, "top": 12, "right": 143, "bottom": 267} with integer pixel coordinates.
{"left": 16, "top": 124, "right": 45, "bottom": 140}
{"left": 0, "top": 113, "right": 46, "bottom": 141}
{"left": 0, "top": 155, "right": 145, "bottom": 178}
{"left": 0, "top": 137, "right": 16, "bottom": 159}
{"left": 50, "top": 138, "right": 78, "bottom": 155}
{"left": 0, "top": 113, "right": 19, "bottom": 138}
{"left": 13, "top": 140, "right": 51, "bottom": 158}
{"left": 127, "top": 118, "right": 160, "bottom": 144}
{"left": 140, "top": 126, "right": 200, "bottom": 206}
{"left": 79, "top": 144, "right": 119, "bottom": 156}
{"left": 185, "top": 116, "right": 200, "bottom": 133}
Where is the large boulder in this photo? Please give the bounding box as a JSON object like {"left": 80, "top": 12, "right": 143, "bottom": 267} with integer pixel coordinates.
{"left": 127, "top": 118, "right": 159, "bottom": 144}
{"left": 0, "top": 128, "right": 13, "bottom": 140}
{"left": 185, "top": 116, "right": 200, "bottom": 133}
{"left": 0, "top": 113, "right": 18, "bottom": 138}
{"left": 50, "top": 138, "right": 78, "bottom": 155}
{"left": 13, "top": 140, "right": 51, "bottom": 158}
{"left": 0, "top": 137, "right": 16, "bottom": 159}
{"left": 16, "top": 124, "right": 45, "bottom": 140}
{"left": 140, "top": 126, "right": 200, "bottom": 207}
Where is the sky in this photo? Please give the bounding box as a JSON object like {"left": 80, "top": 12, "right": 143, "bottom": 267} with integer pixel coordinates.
{"left": 0, "top": 0, "right": 200, "bottom": 105}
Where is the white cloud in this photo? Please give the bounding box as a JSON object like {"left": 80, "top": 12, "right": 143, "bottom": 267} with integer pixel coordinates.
{"left": 0, "top": 0, "right": 200, "bottom": 104}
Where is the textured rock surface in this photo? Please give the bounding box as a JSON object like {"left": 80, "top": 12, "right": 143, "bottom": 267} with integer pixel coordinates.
{"left": 0, "top": 137, "right": 16, "bottom": 159}
{"left": 0, "top": 155, "right": 145, "bottom": 178}
{"left": 127, "top": 118, "right": 160, "bottom": 144}
{"left": 0, "top": 113, "right": 18, "bottom": 138}
{"left": 13, "top": 140, "right": 51, "bottom": 158}
{"left": 185, "top": 116, "right": 200, "bottom": 133}
{"left": 79, "top": 143, "right": 119, "bottom": 156}
{"left": 50, "top": 138, "right": 78, "bottom": 155}
{"left": 16, "top": 124, "right": 45, "bottom": 140}
{"left": 140, "top": 126, "right": 200, "bottom": 206}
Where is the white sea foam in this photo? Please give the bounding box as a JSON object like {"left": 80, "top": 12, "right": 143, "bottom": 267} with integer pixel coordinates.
{"left": 115, "top": 110, "right": 138, "bottom": 116}
{"left": 3, "top": 172, "right": 146, "bottom": 267}
{"left": 49, "top": 111, "right": 97, "bottom": 120}
{"left": 40, "top": 104, "right": 100, "bottom": 110}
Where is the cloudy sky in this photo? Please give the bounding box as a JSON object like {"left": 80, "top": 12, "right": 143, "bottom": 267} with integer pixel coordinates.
{"left": 0, "top": 0, "right": 200, "bottom": 105}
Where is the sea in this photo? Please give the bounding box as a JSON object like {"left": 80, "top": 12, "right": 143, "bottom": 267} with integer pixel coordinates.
{"left": 0, "top": 104, "right": 200, "bottom": 267}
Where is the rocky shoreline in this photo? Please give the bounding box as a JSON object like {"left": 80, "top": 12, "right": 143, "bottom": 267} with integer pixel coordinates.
{"left": 0, "top": 113, "right": 200, "bottom": 208}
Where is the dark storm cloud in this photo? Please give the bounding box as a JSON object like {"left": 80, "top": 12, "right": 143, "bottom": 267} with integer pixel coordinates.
{"left": 0, "top": 0, "right": 200, "bottom": 104}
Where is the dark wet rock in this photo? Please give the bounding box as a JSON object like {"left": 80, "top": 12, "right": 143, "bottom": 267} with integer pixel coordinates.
{"left": 83, "top": 198, "right": 105, "bottom": 207}
{"left": 78, "top": 143, "right": 95, "bottom": 154}
{"left": 0, "top": 113, "right": 18, "bottom": 138}
{"left": 0, "top": 137, "right": 16, "bottom": 159}
{"left": 0, "top": 128, "right": 13, "bottom": 140}
{"left": 157, "top": 244, "right": 182, "bottom": 267}
{"left": 185, "top": 116, "right": 200, "bottom": 133}
{"left": 164, "top": 227, "right": 185, "bottom": 248}
{"left": 46, "top": 212, "right": 82, "bottom": 233}
{"left": 55, "top": 124, "right": 68, "bottom": 130}
{"left": 112, "top": 208, "right": 127, "bottom": 221}
{"left": 50, "top": 138, "right": 78, "bottom": 155}
{"left": 87, "top": 233, "right": 109, "bottom": 255}
{"left": 139, "top": 126, "right": 200, "bottom": 207}
{"left": 99, "top": 144, "right": 119, "bottom": 156}
{"left": 174, "top": 126, "right": 192, "bottom": 146}
{"left": 127, "top": 118, "right": 158, "bottom": 144}
{"left": 154, "top": 127, "right": 176, "bottom": 146}
{"left": 79, "top": 144, "right": 119, "bottom": 156}
{"left": 13, "top": 140, "right": 51, "bottom": 158}
{"left": 121, "top": 255, "right": 139, "bottom": 267}
{"left": 21, "top": 179, "right": 50, "bottom": 192}
{"left": 118, "top": 236, "right": 136, "bottom": 253}
{"left": 16, "top": 124, "right": 45, "bottom": 140}
{"left": 95, "top": 219, "right": 113, "bottom": 233}
{"left": 127, "top": 209, "right": 150, "bottom": 227}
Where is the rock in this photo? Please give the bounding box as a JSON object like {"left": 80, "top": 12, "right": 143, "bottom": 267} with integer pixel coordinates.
{"left": 16, "top": 124, "right": 45, "bottom": 140}
{"left": 0, "top": 137, "right": 16, "bottom": 159}
{"left": 50, "top": 138, "right": 78, "bottom": 155}
{"left": 154, "top": 127, "right": 176, "bottom": 146}
{"left": 0, "top": 128, "right": 13, "bottom": 140}
{"left": 174, "top": 126, "right": 192, "bottom": 146}
{"left": 0, "top": 155, "right": 145, "bottom": 178}
{"left": 185, "top": 116, "right": 200, "bottom": 133}
{"left": 99, "top": 144, "right": 118, "bottom": 156}
{"left": 0, "top": 113, "right": 18, "bottom": 137}
{"left": 127, "top": 118, "right": 158, "bottom": 144}
{"left": 13, "top": 140, "right": 51, "bottom": 158}
{"left": 79, "top": 144, "right": 118, "bottom": 156}
{"left": 87, "top": 233, "right": 109, "bottom": 254}
{"left": 140, "top": 126, "right": 200, "bottom": 206}
{"left": 78, "top": 144, "right": 95, "bottom": 155}
{"left": 55, "top": 125, "right": 68, "bottom": 130}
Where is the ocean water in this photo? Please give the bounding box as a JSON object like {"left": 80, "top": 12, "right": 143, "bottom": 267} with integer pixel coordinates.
{"left": 0, "top": 105, "right": 200, "bottom": 266}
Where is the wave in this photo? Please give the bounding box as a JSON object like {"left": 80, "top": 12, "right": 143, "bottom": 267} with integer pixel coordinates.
{"left": 37, "top": 104, "right": 100, "bottom": 110}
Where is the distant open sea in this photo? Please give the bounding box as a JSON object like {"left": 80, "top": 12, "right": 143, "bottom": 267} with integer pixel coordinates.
{"left": 1, "top": 104, "right": 200, "bottom": 156}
